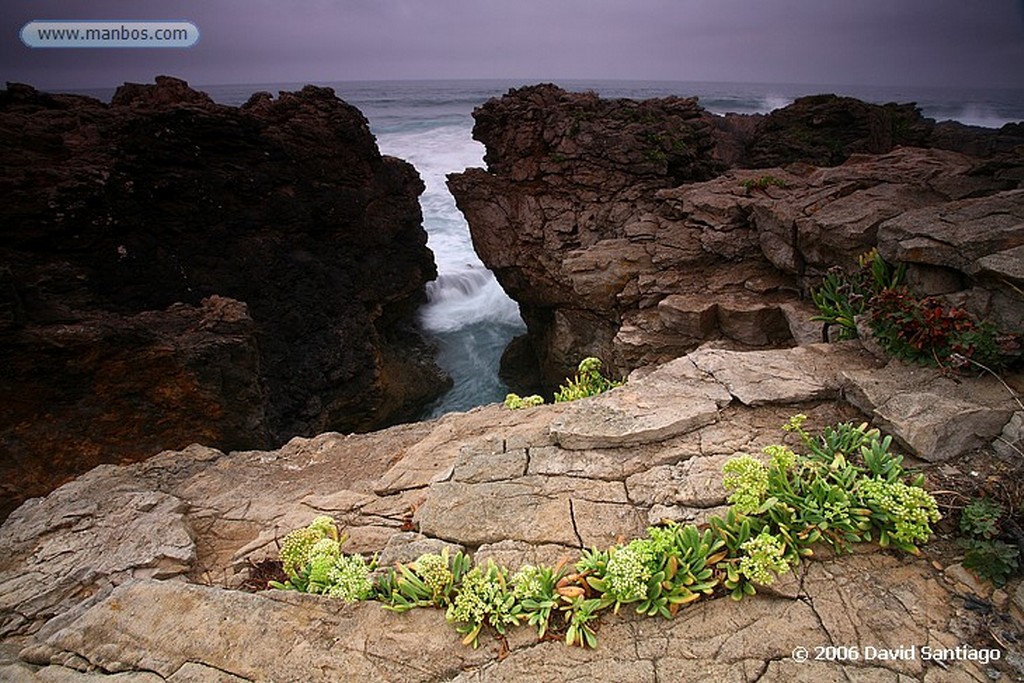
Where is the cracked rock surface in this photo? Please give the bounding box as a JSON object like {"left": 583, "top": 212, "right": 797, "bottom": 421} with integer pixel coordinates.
{"left": 1, "top": 343, "right": 1020, "bottom": 681}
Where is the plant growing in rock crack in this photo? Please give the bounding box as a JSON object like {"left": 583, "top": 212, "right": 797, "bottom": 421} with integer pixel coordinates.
{"left": 811, "top": 249, "right": 905, "bottom": 341}
{"left": 717, "top": 415, "right": 940, "bottom": 598}
{"left": 561, "top": 596, "right": 604, "bottom": 648}
{"left": 740, "top": 174, "right": 788, "bottom": 193}
{"left": 554, "top": 356, "right": 623, "bottom": 403}
{"left": 444, "top": 560, "right": 523, "bottom": 648}
{"left": 709, "top": 516, "right": 791, "bottom": 603}
{"left": 511, "top": 561, "right": 574, "bottom": 639}
{"left": 266, "top": 416, "right": 942, "bottom": 648}
{"left": 636, "top": 523, "right": 724, "bottom": 617}
{"left": 810, "top": 250, "right": 1020, "bottom": 369}
{"left": 270, "top": 516, "right": 374, "bottom": 601}
{"left": 504, "top": 357, "right": 623, "bottom": 408}
{"left": 377, "top": 547, "right": 473, "bottom": 612}
{"left": 503, "top": 393, "right": 544, "bottom": 410}
{"left": 587, "top": 537, "right": 659, "bottom": 612}
{"left": 958, "top": 497, "right": 1020, "bottom": 587}
{"left": 867, "top": 287, "right": 1020, "bottom": 370}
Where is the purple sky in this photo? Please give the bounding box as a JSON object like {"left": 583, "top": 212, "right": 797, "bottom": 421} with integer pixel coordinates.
{"left": 3, "top": 0, "right": 1023, "bottom": 91}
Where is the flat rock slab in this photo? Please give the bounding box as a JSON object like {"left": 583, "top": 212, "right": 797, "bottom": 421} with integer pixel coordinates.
{"left": 690, "top": 342, "right": 882, "bottom": 406}
{"left": 549, "top": 357, "right": 732, "bottom": 449}
{"left": 0, "top": 338, "right": 1016, "bottom": 681}
{"left": 25, "top": 580, "right": 493, "bottom": 683}
{"left": 844, "top": 361, "right": 1019, "bottom": 461}
{"left": 15, "top": 553, "right": 989, "bottom": 683}
{"left": 878, "top": 188, "right": 1024, "bottom": 274}
{"left": 415, "top": 476, "right": 641, "bottom": 548}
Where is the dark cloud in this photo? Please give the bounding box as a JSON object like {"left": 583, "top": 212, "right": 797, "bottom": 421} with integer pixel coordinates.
{"left": 2, "top": 0, "right": 1022, "bottom": 91}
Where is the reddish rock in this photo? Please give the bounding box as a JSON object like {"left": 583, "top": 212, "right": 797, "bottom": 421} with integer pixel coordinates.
{"left": 449, "top": 86, "right": 1022, "bottom": 392}
{"left": 0, "top": 77, "right": 447, "bottom": 519}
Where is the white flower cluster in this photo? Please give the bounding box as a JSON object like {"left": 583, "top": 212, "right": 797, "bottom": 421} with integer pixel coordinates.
{"left": 446, "top": 563, "right": 516, "bottom": 629}
{"left": 415, "top": 553, "right": 454, "bottom": 597}
{"left": 722, "top": 454, "right": 769, "bottom": 514}
{"left": 858, "top": 479, "right": 940, "bottom": 544}
{"left": 605, "top": 540, "right": 657, "bottom": 603}
{"left": 738, "top": 530, "right": 791, "bottom": 586}
{"left": 510, "top": 564, "right": 545, "bottom": 601}
{"left": 326, "top": 554, "right": 374, "bottom": 602}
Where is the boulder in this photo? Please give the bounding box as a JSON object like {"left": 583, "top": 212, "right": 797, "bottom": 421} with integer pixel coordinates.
{"left": 844, "top": 361, "right": 1020, "bottom": 461}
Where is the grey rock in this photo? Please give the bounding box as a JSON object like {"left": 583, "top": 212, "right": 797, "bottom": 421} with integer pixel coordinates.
{"left": 415, "top": 476, "right": 629, "bottom": 547}
{"left": 690, "top": 343, "right": 881, "bottom": 406}
{"left": 375, "top": 533, "right": 464, "bottom": 568}
{"left": 995, "top": 412, "right": 1024, "bottom": 459}
{"left": 844, "top": 362, "right": 1017, "bottom": 461}
{"left": 550, "top": 356, "right": 731, "bottom": 449}
{"left": 0, "top": 480, "right": 194, "bottom": 638}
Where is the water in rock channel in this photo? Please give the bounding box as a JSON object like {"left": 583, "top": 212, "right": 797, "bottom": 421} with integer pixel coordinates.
{"left": 197, "top": 79, "right": 1024, "bottom": 418}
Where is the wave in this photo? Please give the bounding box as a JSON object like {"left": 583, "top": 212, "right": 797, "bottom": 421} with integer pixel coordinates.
{"left": 420, "top": 267, "right": 523, "bottom": 333}
{"left": 923, "top": 102, "right": 1020, "bottom": 129}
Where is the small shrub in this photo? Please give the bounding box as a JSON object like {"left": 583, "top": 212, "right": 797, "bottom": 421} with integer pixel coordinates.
{"left": 740, "top": 174, "right": 788, "bottom": 192}
{"left": 810, "top": 250, "right": 1019, "bottom": 369}
{"left": 554, "top": 357, "right": 622, "bottom": 402}
{"left": 867, "top": 287, "right": 1019, "bottom": 369}
{"left": 957, "top": 496, "right": 1021, "bottom": 587}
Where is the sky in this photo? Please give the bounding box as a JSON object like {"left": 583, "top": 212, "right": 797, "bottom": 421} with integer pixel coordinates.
{"left": 2, "top": 0, "right": 1023, "bottom": 91}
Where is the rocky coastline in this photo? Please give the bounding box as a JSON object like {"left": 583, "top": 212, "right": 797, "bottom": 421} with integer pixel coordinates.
{"left": 448, "top": 84, "right": 1023, "bottom": 393}
{"left": 1, "top": 81, "right": 1023, "bottom": 681}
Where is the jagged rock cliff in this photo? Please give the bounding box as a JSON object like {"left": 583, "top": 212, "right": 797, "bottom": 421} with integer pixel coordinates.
{"left": 0, "top": 77, "right": 448, "bottom": 519}
{"left": 449, "top": 84, "right": 1024, "bottom": 392}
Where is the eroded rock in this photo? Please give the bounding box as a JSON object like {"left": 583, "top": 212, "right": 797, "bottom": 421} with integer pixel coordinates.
{"left": 0, "top": 77, "right": 447, "bottom": 520}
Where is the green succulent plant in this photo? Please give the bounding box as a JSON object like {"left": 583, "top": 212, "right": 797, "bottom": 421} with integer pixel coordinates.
{"left": 378, "top": 547, "right": 472, "bottom": 613}
{"left": 445, "top": 560, "right": 523, "bottom": 648}
{"left": 270, "top": 516, "right": 372, "bottom": 601}
{"left": 503, "top": 393, "right": 545, "bottom": 409}
{"left": 511, "top": 562, "right": 569, "bottom": 639}
{"left": 560, "top": 596, "right": 604, "bottom": 648}
{"left": 554, "top": 357, "right": 623, "bottom": 403}
{"left": 267, "top": 415, "right": 944, "bottom": 650}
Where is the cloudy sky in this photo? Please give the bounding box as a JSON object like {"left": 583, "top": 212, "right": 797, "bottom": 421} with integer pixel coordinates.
{"left": 3, "top": 0, "right": 1023, "bottom": 91}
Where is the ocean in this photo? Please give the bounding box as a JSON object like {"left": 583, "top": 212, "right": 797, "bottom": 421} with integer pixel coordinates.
{"left": 59, "top": 79, "right": 1024, "bottom": 418}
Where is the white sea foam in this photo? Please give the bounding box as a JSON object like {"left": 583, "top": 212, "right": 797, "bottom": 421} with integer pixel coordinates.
{"left": 939, "top": 103, "right": 1014, "bottom": 129}
{"left": 376, "top": 124, "right": 524, "bottom": 334}
{"left": 761, "top": 94, "right": 793, "bottom": 113}
{"left": 376, "top": 121, "right": 525, "bottom": 415}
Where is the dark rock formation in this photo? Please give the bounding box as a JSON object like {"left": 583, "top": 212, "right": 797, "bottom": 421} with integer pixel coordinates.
{"left": 0, "top": 76, "right": 448, "bottom": 520}
{"left": 740, "top": 94, "right": 933, "bottom": 168}
{"left": 449, "top": 85, "right": 1023, "bottom": 392}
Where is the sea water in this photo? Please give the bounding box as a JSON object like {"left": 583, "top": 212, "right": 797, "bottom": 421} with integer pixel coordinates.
{"left": 61, "top": 79, "right": 1024, "bottom": 418}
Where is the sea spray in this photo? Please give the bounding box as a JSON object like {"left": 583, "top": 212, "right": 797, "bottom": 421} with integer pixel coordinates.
{"left": 375, "top": 123, "right": 525, "bottom": 417}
